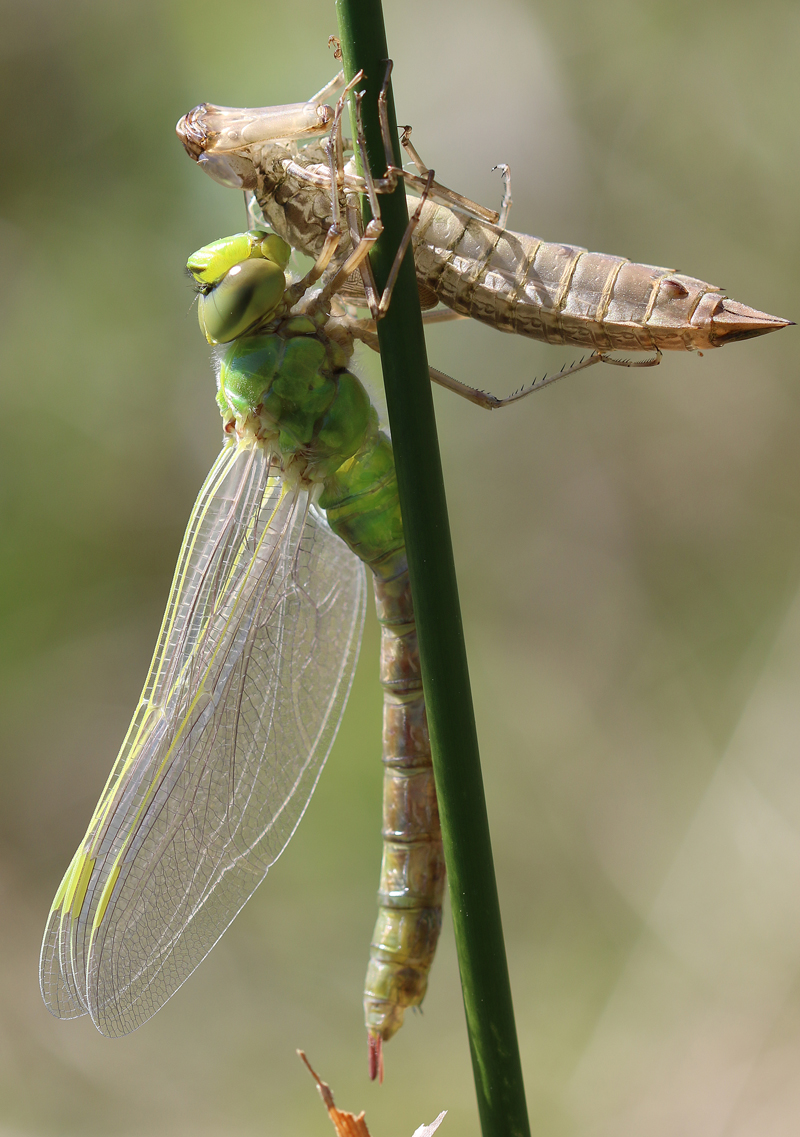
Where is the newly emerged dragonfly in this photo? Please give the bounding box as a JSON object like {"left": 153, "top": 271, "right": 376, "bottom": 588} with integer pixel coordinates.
{"left": 177, "top": 68, "right": 790, "bottom": 406}
{"left": 43, "top": 66, "right": 790, "bottom": 1087}
{"left": 40, "top": 201, "right": 441, "bottom": 1081}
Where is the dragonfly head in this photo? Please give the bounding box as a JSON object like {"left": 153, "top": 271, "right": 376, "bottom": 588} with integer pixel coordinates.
{"left": 188, "top": 231, "right": 292, "bottom": 345}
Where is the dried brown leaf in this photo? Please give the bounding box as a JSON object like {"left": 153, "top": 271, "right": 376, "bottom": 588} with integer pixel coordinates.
{"left": 298, "top": 1052, "right": 446, "bottom": 1137}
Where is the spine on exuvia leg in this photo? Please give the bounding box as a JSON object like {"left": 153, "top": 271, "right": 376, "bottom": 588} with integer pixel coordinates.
{"left": 364, "top": 564, "right": 446, "bottom": 1082}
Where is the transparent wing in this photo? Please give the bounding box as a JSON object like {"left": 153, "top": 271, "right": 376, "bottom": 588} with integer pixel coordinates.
{"left": 40, "top": 442, "right": 367, "bottom": 1036}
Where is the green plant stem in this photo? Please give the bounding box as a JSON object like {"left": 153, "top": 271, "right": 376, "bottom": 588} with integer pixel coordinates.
{"left": 333, "top": 7, "right": 530, "bottom": 1136}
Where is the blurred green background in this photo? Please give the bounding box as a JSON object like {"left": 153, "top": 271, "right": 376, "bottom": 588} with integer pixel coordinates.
{"left": 2, "top": 1, "right": 799, "bottom": 1134}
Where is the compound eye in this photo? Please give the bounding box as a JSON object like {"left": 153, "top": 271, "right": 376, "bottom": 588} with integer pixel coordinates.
{"left": 198, "top": 259, "right": 285, "bottom": 343}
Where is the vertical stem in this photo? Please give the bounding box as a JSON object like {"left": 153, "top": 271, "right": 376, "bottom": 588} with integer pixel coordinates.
{"left": 333, "top": 7, "right": 530, "bottom": 1137}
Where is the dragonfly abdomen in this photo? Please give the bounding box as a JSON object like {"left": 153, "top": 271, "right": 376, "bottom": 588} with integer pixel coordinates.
{"left": 363, "top": 567, "right": 445, "bottom": 1081}
{"left": 413, "top": 202, "right": 786, "bottom": 353}
{"left": 321, "top": 438, "right": 445, "bottom": 1079}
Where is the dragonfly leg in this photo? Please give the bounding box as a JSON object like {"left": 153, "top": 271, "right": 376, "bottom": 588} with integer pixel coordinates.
{"left": 597, "top": 348, "right": 663, "bottom": 369}
{"left": 322, "top": 66, "right": 366, "bottom": 250}
{"left": 344, "top": 318, "right": 380, "bottom": 352}
{"left": 267, "top": 77, "right": 390, "bottom": 319}
{"left": 284, "top": 145, "right": 501, "bottom": 230}
{"left": 372, "top": 166, "right": 435, "bottom": 319}
{"left": 427, "top": 348, "right": 662, "bottom": 410}
{"left": 308, "top": 88, "right": 397, "bottom": 310}
{"left": 312, "top": 69, "right": 388, "bottom": 318}
{"left": 279, "top": 66, "right": 502, "bottom": 316}
{"left": 421, "top": 309, "right": 470, "bottom": 327}
{"left": 345, "top": 85, "right": 386, "bottom": 316}
{"left": 345, "top": 86, "right": 437, "bottom": 320}
{"left": 398, "top": 115, "right": 514, "bottom": 229}
{"left": 398, "top": 125, "right": 428, "bottom": 176}
{"left": 283, "top": 72, "right": 370, "bottom": 306}
{"left": 373, "top": 63, "right": 501, "bottom": 227}
{"left": 493, "top": 163, "right": 512, "bottom": 228}
{"left": 283, "top": 225, "right": 343, "bottom": 305}
{"left": 277, "top": 76, "right": 500, "bottom": 236}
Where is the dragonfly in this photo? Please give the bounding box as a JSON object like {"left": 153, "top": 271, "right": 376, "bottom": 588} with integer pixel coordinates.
{"left": 43, "top": 69, "right": 789, "bottom": 1087}
{"left": 39, "top": 187, "right": 442, "bottom": 1082}
{"left": 177, "top": 67, "right": 791, "bottom": 409}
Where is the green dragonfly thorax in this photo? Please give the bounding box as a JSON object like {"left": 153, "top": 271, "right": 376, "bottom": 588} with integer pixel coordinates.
{"left": 217, "top": 326, "right": 375, "bottom": 486}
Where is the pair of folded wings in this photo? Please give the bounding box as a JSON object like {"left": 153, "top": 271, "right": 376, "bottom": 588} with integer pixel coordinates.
{"left": 40, "top": 441, "right": 367, "bottom": 1037}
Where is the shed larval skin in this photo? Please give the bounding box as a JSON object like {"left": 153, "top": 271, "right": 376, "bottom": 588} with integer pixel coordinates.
{"left": 176, "top": 107, "right": 790, "bottom": 355}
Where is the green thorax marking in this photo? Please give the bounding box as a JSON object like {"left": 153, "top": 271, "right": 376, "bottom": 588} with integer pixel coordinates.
{"left": 218, "top": 319, "right": 404, "bottom": 574}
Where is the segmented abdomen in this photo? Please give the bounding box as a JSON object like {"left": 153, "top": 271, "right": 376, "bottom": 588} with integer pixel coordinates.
{"left": 412, "top": 201, "right": 725, "bottom": 352}
{"left": 320, "top": 425, "right": 445, "bottom": 1073}
{"left": 252, "top": 160, "right": 727, "bottom": 354}
{"left": 363, "top": 564, "right": 445, "bottom": 1049}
